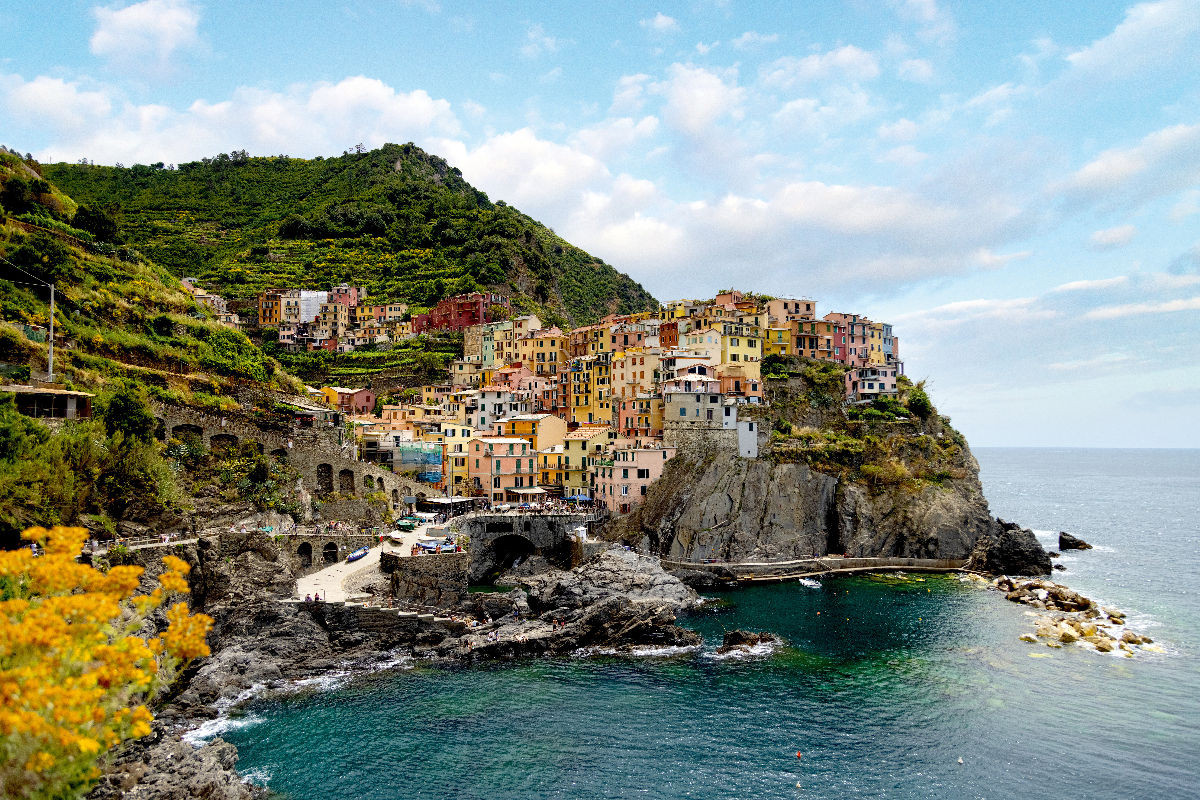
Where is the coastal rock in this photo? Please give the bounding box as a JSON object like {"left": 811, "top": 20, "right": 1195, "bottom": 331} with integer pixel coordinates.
{"left": 90, "top": 736, "right": 260, "bottom": 800}
{"left": 515, "top": 547, "right": 699, "bottom": 613}
{"left": 1058, "top": 532, "right": 1093, "bottom": 550}
{"left": 965, "top": 520, "right": 1052, "bottom": 576}
{"left": 667, "top": 565, "right": 739, "bottom": 589}
{"left": 716, "top": 629, "right": 779, "bottom": 654}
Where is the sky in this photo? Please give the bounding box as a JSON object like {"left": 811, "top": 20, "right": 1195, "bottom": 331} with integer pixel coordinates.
{"left": 2, "top": 0, "right": 1199, "bottom": 448}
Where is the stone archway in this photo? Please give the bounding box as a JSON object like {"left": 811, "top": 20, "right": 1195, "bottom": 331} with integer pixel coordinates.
{"left": 171, "top": 423, "right": 204, "bottom": 440}
{"left": 363, "top": 473, "right": 374, "bottom": 493}
{"left": 210, "top": 433, "right": 239, "bottom": 453}
{"left": 317, "top": 463, "right": 334, "bottom": 495}
{"left": 322, "top": 542, "right": 338, "bottom": 563}
{"left": 391, "top": 489, "right": 399, "bottom": 506}
{"left": 376, "top": 477, "right": 385, "bottom": 492}
{"left": 297, "top": 542, "right": 312, "bottom": 567}
{"left": 338, "top": 469, "right": 356, "bottom": 494}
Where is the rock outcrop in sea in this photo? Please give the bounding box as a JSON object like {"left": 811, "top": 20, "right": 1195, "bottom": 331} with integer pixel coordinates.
{"left": 1058, "top": 531, "right": 1093, "bottom": 550}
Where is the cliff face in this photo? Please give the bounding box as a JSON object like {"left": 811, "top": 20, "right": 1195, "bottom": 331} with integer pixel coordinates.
{"left": 621, "top": 449, "right": 993, "bottom": 562}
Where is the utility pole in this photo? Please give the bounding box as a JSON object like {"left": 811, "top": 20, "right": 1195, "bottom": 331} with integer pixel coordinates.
{"left": 47, "top": 282, "right": 55, "bottom": 383}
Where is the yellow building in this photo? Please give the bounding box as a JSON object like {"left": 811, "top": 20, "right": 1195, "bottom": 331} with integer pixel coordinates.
{"left": 764, "top": 326, "right": 791, "bottom": 358}
{"left": 517, "top": 327, "right": 568, "bottom": 377}
{"left": 538, "top": 445, "right": 567, "bottom": 491}
{"left": 868, "top": 322, "right": 887, "bottom": 365}
{"left": 569, "top": 355, "right": 612, "bottom": 425}
{"left": 492, "top": 413, "right": 568, "bottom": 451}
{"left": 611, "top": 348, "right": 661, "bottom": 400}
{"left": 562, "top": 426, "right": 613, "bottom": 497}
{"left": 718, "top": 321, "right": 762, "bottom": 380}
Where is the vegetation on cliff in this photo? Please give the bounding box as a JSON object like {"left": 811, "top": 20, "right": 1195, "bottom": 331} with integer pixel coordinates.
{"left": 43, "top": 143, "right": 659, "bottom": 327}
{"left": 758, "top": 355, "right": 970, "bottom": 494}
{"left": 0, "top": 526, "right": 212, "bottom": 800}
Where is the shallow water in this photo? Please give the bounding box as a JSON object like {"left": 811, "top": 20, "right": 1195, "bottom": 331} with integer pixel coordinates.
{"left": 223, "top": 448, "right": 1200, "bottom": 799}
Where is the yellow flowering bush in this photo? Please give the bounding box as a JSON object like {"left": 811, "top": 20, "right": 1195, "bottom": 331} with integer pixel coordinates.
{"left": 0, "top": 527, "right": 214, "bottom": 800}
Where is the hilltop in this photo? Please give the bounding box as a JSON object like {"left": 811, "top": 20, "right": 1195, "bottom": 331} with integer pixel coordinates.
{"left": 43, "top": 143, "right": 658, "bottom": 328}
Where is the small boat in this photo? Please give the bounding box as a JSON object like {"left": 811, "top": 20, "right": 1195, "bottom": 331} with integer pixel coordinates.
{"left": 346, "top": 546, "right": 370, "bottom": 562}
{"left": 387, "top": 531, "right": 406, "bottom": 543}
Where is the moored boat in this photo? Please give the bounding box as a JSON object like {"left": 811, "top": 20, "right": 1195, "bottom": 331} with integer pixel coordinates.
{"left": 346, "top": 546, "right": 370, "bottom": 562}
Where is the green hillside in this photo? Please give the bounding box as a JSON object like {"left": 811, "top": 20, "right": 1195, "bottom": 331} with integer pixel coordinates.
{"left": 0, "top": 148, "right": 298, "bottom": 407}
{"left": 43, "top": 143, "right": 658, "bottom": 327}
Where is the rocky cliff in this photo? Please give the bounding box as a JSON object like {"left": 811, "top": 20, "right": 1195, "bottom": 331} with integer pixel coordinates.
{"left": 614, "top": 365, "right": 1048, "bottom": 574}
{"left": 620, "top": 449, "right": 994, "bottom": 562}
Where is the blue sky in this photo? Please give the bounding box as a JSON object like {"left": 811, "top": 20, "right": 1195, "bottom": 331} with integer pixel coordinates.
{"left": 2, "top": 0, "right": 1199, "bottom": 447}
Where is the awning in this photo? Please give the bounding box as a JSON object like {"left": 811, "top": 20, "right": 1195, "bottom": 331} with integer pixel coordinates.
{"left": 510, "top": 487, "right": 547, "bottom": 495}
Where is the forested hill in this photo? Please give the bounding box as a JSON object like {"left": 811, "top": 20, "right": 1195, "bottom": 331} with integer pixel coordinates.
{"left": 43, "top": 143, "right": 658, "bottom": 327}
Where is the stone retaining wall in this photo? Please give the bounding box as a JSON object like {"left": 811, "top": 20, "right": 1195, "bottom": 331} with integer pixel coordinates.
{"left": 388, "top": 552, "right": 469, "bottom": 608}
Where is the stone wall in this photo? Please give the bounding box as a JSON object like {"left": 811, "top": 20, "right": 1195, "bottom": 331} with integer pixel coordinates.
{"left": 154, "top": 402, "right": 425, "bottom": 513}
{"left": 388, "top": 552, "right": 469, "bottom": 607}
{"left": 663, "top": 423, "right": 737, "bottom": 459}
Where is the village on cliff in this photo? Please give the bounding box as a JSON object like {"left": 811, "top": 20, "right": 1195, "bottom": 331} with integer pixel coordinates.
{"left": 199, "top": 284, "right": 904, "bottom": 514}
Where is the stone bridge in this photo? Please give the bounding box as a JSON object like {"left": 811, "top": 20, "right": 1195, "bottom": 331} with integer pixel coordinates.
{"left": 455, "top": 513, "right": 590, "bottom": 583}
{"left": 153, "top": 403, "right": 425, "bottom": 513}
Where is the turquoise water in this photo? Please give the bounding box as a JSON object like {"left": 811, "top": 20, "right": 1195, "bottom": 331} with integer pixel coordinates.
{"left": 223, "top": 449, "right": 1200, "bottom": 799}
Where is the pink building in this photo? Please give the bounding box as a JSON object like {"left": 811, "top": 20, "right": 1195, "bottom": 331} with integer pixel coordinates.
{"left": 844, "top": 364, "right": 903, "bottom": 402}
{"left": 824, "top": 312, "right": 870, "bottom": 367}
{"left": 467, "top": 436, "right": 538, "bottom": 502}
{"left": 594, "top": 445, "right": 677, "bottom": 515}
{"left": 328, "top": 284, "right": 362, "bottom": 307}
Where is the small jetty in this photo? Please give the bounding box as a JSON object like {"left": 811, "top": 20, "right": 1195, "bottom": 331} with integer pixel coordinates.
{"left": 659, "top": 555, "right": 967, "bottom": 583}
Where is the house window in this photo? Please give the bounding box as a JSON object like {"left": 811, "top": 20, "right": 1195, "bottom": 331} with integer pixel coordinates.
{"left": 637, "top": 468, "right": 649, "bottom": 479}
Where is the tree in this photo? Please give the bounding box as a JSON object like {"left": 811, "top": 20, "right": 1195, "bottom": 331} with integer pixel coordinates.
{"left": 72, "top": 206, "right": 121, "bottom": 243}
{"left": 906, "top": 383, "right": 934, "bottom": 420}
{"left": 5, "top": 234, "right": 71, "bottom": 282}
{"left": 0, "top": 526, "right": 213, "bottom": 800}
{"left": 96, "top": 381, "right": 156, "bottom": 444}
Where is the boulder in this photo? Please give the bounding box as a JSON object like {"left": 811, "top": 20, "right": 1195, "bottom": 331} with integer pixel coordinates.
{"left": 716, "top": 630, "right": 778, "bottom": 654}
{"left": 1058, "top": 532, "right": 1093, "bottom": 551}
{"left": 965, "top": 519, "right": 1052, "bottom": 576}
{"left": 516, "top": 547, "right": 699, "bottom": 614}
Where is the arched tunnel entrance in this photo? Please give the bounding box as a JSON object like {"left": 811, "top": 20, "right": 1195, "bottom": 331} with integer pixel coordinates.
{"left": 297, "top": 542, "right": 312, "bottom": 568}
{"left": 322, "top": 542, "right": 339, "bottom": 563}
{"left": 472, "top": 534, "right": 537, "bottom": 584}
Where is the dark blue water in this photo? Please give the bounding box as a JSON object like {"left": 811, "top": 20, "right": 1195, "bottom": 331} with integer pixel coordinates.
{"left": 222, "top": 449, "right": 1200, "bottom": 799}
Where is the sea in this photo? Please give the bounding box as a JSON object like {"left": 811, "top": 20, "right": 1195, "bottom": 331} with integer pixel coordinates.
{"left": 218, "top": 448, "right": 1200, "bottom": 799}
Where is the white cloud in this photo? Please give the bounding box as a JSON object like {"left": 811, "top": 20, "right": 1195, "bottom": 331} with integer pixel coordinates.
{"left": 520, "top": 23, "right": 562, "bottom": 58}
{"left": 761, "top": 45, "right": 880, "bottom": 88}
{"left": 1, "top": 75, "right": 112, "bottom": 130}
{"left": 1048, "top": 352, "right": 1132, "bottom": 371}
{"left": 1089, "top": 224, "right": 1137, "bottom": 248}
{"left": 568, "top": 116, "right": 659, "bottom": 160}
{"left": 639, "top": 13, "right": 679, "bottom": 33}
{"left": 1170, "top": 190, "right": 1200, "bottom": 221}
{"left": 12, "top": 75, "right": 461, "bottom": 165}
{"left": 878, "top": 117, "right": 918, "bottom": 141}
{"left": 1056, "top": 122, "right": 1200, "bottom": 207}
{"left": 879, "top": 145, "right": 928, "bottom": 165}
{"left": 897, "top": 58, "right": 934, "bottom": 82}
{"left": 454, "top": 127, "right": 609, "bottom": 213}
{"left": 695, "top": 41, "right": 719, "bottom": 55}
{"left": 652, "top": 64, "right": 744, "bottom": 136}
{"left": 1084, "top": 296, "right": 1200, "bottom": 319}
{"left": 732, "top": 31, "right": 779, "bottom": 49}
{"left": 1146, "top": 272, "right": 1200, "bottom": 290}
{"left": 890, "top": 0, "right": 956, "bottom": 44}
{"left": 90, "top": 0, "right": 201, "bottom": 69}
{"left": 610, "top": 73, "right": 652, "bottom": 113}
{"left": 1050, "top": 276, "right": 1129, "bottom": 293}
{"left": 1065, "top": 0, "right": 1200, "bottom": 78}
{"left": 775, "top": 87, "right": 876, "bottom": 135}
{"left": 973, "top": 248, "right": 1032, "bottom": 267}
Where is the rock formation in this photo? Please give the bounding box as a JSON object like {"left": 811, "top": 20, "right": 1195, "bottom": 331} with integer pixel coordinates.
{"left": 964, "top": 519, "right": 1052, "bottom": 576}
{"left": 1058, "top": 531, "right": 1093, "bottom": 550}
